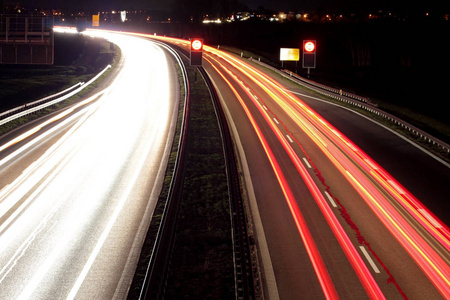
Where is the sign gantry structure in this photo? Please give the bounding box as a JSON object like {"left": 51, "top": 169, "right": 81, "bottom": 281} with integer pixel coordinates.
{"left": 0, "top": 15, "right": 54, "bottom": 64}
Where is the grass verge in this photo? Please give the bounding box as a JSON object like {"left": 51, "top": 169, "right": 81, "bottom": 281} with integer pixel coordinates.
{"left": 0, "top": 33, "right": 120, "bottom": 135}
{"left": 128, "top": 62, "right": 234, "bottom": 299}
{"left": 163, "top": 66, "right": 234, "bottom": 298}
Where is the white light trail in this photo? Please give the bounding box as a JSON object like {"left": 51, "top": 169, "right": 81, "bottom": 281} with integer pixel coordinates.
{"left": 0, "top": 29, "right": 176, "bottom": 299}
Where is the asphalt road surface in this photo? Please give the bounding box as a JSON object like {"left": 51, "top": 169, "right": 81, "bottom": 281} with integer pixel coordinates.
{"left": 0, "top": 30, "right": 180, "bottom": 299}
{"left": 195, "top": 43, "right": 449, "bottom": 299}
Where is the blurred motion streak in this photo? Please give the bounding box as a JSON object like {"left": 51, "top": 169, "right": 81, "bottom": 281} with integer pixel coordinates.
{"left": 202, "top": 47, "right": 450, "bottom": 298}
{"left": 0, "top": 28, "right": 174, "bottom": 299}
{"left": 206, "top": 56, "right": 385, "bottom": 299}
{"left": 51, "top": 29, "right": 450, "bottom": 298}
{"left": 207, "top": 59, "right": 340, "bottom": 299}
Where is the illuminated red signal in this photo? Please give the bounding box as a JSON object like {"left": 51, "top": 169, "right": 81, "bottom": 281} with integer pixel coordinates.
{"left": 191, "top": 39, "right": 203, "bottom": 51}
{"left": 302, "top": 40, "right": 316, "bottom": 70}
{"left": 304, "top": 41, "right": 315, "bottom": 53}
{"left": 190, "top": 38, "right": 203, "bottom": 66}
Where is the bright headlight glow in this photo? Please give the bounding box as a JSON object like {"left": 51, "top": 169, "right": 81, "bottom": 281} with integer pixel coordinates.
{"left": 0, "top": 29, "right": 175, "bottom": 299}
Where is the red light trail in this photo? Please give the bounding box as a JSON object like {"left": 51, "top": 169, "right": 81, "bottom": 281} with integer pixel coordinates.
{"left": 67, "top": 29, "right": 450, "bottom": 299}
{"left": 203, "top": 48, "right": 450, "bottom": 298}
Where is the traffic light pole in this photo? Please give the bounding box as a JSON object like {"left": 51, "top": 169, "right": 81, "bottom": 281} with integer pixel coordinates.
{"left": 302, "top": 40, "right": 316, "bottom": 78}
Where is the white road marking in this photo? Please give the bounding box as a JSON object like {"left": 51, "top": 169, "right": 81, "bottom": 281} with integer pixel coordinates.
{"left": 302, "top": 157, "right": 312, "bottom": 169}
{"left": 418, "top": 209, "right": 442, "bottom": 228}
{"left": 324, "top": 191, "right": 337, "bottom": 208}
{"left": 387, "top": 180, "right": 406, "bottom": 195}
{"left": 359, "top": 246, "right": 380, "bottom": 273}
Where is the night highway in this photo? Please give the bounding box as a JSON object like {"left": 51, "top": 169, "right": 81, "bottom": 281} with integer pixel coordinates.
{"left": 0, "top": 21, "right": 449, "bottom": 299}
{"left": 0, "top": 31, "right": 180, "bottom": 299}
{"left": 145, "top": 35, "right": 450, "bottom": 299}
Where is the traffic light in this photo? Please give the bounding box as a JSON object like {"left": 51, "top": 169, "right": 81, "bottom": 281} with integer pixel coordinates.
{"left": 304, "top": 41, "right": 316, "bottom": 53}
{"left": 302, "top": 40, "right": 316, "bottom": 69}
{"left": 190, "top": 38, "right": 203, "bottom": 66}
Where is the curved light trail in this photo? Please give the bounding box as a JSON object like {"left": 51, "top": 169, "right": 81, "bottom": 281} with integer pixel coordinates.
{"left": 216, "top": 48, "right": 450, "bottom": 251}
{"left": 206, "top": 56, "right": 385, "bottom": 299}
{"left": 201, "top": 46, "right": 450, "bottom": 298}
{"left": 206, "top": 59, "right": 340, "bottom": 299}
{"left": 0, "top": 29, "right": 178, "bottom": 299}
{"left": 138, "top": 33, "right": 449, "bottom": 299}
{"left": 3, "top": 28, "right": 447, "bottom": 299}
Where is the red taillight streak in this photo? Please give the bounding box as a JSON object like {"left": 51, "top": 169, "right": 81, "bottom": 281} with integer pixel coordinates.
{"left": 203, "top": 48, "right": 450, "bottom": 297}
{"left": 207, "top": 60, "right": 340, "bottom": 299}
{"left": 124, "top": 32, "right": 450, "bottom": 297}
{"left": 207, "top": 56, "right": 386, "bottom": 299}
{"left": 72, "top": 30, "right": 449, "bottom": 297}
{"left": 204, "top": 42, "right": 450, "bottom": 252}
{"left": 270, "top": 95, "right": 450, "bottom": 296}
{"left": 317, "top": 119, "right": 450, "bottom": 249}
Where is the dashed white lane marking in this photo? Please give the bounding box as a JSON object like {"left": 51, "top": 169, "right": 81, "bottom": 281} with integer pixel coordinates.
{"left": 302, "top": 157, "right": 312, "bottom": 169}
{"left": 324, "top": 191, "right": 337, "bottom": 208}
{"left": 359, "top": 246, "right": 380, "bottom": 273}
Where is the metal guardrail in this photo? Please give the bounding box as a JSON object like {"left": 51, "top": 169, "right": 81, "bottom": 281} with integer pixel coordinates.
{"left": 0, "top": 64, "right": 111, "bottom": 127}
{"left": 281, "top": 68, "right": 372, "bottom": 104}
{"left": 249, "top": 57, "right": 450, "bottom": 157}
{"left": 0, "top": 82, "right": 82, "bottom": 120}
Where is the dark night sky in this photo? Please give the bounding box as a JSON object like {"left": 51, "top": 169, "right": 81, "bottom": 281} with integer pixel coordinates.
{"left": 10, "top": 0, "right": 450, "bottom": 13}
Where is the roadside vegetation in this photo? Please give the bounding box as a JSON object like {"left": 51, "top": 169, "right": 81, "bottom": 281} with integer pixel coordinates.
{"left": 163, "top": 66, "right": 234, "bottom": 298}
{"left": 0, "top": 33, "right": 119, "bottom": 135}
{"left": 0, "top": 32, "right": 117, "bottom": 112}
{"left": 128, "top": 62, "right": 234, "bottom": 299}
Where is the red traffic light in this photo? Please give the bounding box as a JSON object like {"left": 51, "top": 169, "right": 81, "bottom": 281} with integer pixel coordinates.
{"left": 190, "top": 38, "right": 203, "bottom": 66}
{"left": 304, "top": 41, "right": 315, "bottom": 53}
{"left": 191, "top": 39, "right": 203, "bottom": 51}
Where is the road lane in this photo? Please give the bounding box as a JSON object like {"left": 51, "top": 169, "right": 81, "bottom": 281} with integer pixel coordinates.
{"left": 200, "top": 45, "right": 448, "bottom": 299}
{"left": 204, "top": 54, "right": 373, "bottom": 299}
{"left": 0, "top": 31, "right": 180, "bottom": 299}
{"left": 282, "top": 87, "right": 450, "bottom": 226}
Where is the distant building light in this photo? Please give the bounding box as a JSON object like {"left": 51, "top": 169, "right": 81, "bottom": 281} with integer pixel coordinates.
{"left": 203, "top": 18, "right": 222, "bottom": 24}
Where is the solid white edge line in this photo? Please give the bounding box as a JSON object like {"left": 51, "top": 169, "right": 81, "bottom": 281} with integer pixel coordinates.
{"left": 286, "top": 89, "right": 450, "bottom": 169}
{"left": 418, "top": 209, "right": 443, "bottom": 228}
{"left": 206, "top": 70, "right": 280, "bottom": 300}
